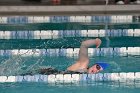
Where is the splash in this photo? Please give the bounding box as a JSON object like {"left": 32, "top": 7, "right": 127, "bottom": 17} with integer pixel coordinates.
{"left": 108, "top": 61, "right": 121, "bottom": 72}
{"left": 0, "top": 56, "right": 24, "bottom": 75}
{"left": 0, "top": 52, "right": 44, "bottom": 76}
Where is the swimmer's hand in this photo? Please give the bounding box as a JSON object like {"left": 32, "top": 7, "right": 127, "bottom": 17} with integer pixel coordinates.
{"left": 95, "top": 38, "right": 102, "bottom": 48}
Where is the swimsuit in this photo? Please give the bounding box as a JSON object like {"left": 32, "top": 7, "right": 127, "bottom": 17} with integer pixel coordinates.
{"left": 22, "top": 67, "right": 87, "bottom": 75}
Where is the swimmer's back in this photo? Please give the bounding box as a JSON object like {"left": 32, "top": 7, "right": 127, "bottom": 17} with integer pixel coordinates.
{"left": 22, "top": 67, "right": 86, "bottom": 75}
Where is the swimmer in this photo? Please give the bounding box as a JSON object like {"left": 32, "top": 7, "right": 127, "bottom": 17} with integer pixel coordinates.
{"left": 24, "top": 38, "right": 109, "bottom": 75}
{"left": 66, "top": 38, "right": 108, "bottom": 74}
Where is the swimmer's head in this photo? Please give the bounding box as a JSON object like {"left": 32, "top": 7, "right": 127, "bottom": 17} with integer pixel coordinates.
{"left": 88, "top": 62, "right": 109, "bottom": 74}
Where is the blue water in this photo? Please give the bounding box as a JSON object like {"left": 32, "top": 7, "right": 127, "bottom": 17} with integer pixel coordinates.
{"left": 0, "top": 55, "right": 139, "bottom": 75}
{"left": 0, "top": 15, "right": 140, "bottom": 93}
{"left": 0, "top": 82, "right": 140, "bottom": 93}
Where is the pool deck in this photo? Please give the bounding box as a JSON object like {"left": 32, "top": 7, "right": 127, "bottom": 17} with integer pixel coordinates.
{"left": 0, "top": 5, "right": 140, "bottom": 16}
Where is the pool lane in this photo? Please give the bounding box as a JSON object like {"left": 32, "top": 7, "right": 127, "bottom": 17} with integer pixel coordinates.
{"left": 0, "top": 37, "right": 139, "bottom": 49}
{"left": 0, "top": 22, "right": 140, "bottom": 30}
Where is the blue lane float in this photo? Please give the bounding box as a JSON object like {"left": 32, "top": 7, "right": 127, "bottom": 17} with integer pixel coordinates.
{"left": 0, "top": 29, "right": 139, "bottom": 39}
{"left": 0, "top": 16, "right": 136, "bottom": 23}
{"left": 0, "top": 72, "right": 140, "bottom": 83}
{"left": 0, "top": 47, "right": 139, "bottom": 57}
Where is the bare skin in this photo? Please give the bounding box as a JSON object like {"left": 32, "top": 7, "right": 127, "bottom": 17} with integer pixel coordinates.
{"left": 67, "top": 38, "right": 103, "bottom": 74}
{"left": 35, "top": 38, "right": 102, "bottom": 75}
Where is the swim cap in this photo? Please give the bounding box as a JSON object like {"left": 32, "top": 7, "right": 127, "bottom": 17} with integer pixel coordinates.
{"left": 96, "top": 62, "right": 109, "bottom": 70}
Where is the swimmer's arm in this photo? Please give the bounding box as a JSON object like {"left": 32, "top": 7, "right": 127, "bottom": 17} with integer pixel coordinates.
{"left": 67, "top": 38, "right": 101, "bottom": 71}
{"left": 78, "top": 38, "right": 102, "bottom": 62}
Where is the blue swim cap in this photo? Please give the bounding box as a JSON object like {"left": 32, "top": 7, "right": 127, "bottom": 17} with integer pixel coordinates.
{"left": 96, "top": 62, "right": 109, "bottom": 70}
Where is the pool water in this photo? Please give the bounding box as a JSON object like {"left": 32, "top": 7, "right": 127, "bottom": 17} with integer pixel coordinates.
{"left": 0, "top": 16, "right": 140, "bottom": 93}
{"left": 0, "top": 81, "right": 140, "bottom": 93}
